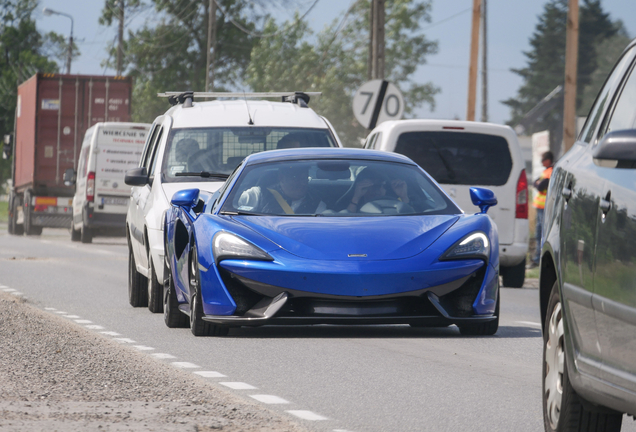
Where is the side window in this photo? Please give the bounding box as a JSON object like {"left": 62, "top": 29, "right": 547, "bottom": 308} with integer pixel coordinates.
{"left": 372, "top": 132, "right": 382, "bottom": 149}
{"left": 148, "top": 128, "right": 164, "bottom": 177}
{"left": 364, "top": 134, "right": 377, "bottom": 149}
{"left": 141, "top": 125, "right": 160, "bottom": 168}
{"left": 77, "top": 147, "right": 89, "bottom": 178}
{"left": 212, "top": 163, "right": 243, "bottom": 213}
{"left": 604, "top": 61, "right": 636, "bottom": 134}
{"left": 579, "top": 46, "right": 636, "bottom": 143}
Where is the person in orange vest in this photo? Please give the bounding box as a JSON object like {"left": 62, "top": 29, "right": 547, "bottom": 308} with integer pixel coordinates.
{"left": 529, "top": 151, "right": 554, "bottom": 268}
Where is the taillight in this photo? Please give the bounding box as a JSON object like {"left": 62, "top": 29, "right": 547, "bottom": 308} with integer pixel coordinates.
{"left": 516, "top": 169, "right": 528, "bottom": 219}
{"left": 86, "top": 172, "right": 95, "bottom": 202}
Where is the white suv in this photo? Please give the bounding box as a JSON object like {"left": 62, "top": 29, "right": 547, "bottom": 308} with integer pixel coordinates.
{"left": 125, "top": 92, "right": 343, "bottom": 312}
{"left": 365, "top": 119, "right": 529, "bottom": 287}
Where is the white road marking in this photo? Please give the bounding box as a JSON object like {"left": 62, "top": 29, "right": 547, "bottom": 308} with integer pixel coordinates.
{"left": 151, "top": 353, "right": 176, "bottom": 359}
{"left": 286, "top": 410, "right": 328, "bottom": 421}
{"left": 220, "top": 382, "right": 257, "bottom": 390}
{"left": 54, "top": 311, "right": 68, "bottom": 314}
{"left": 516, "top": 321, "right": 541, "bottom": 328}
{"left": 85, "top": 325, "right": 105, "bottom": 330}
{"left": 63, "top": 315, "right": 81, "bottom": 319}
{"left": 2, "top": 288, "right": 16, "bottom": 292}
{"left": 74, "top": 319, "right": 93, "bottom": 324}
{"left": 100, "top": 331, "right": 121, "bottom": 336}
{"left": 44, "top": 307, "right": 56, "bottom": 311}
{"left": 171, "top": 362, "right": 200, "bottom": 369}
{"left": 249, "top": 395, "right": 290, "bottom": 404}
{"left": 10, "top": 292, "right": 24, "bottom": 296}
{"left": 133, "top": 345, "right": 155, "bottom": 351}
{"left": 113, "top": 338, "right": 136, "bottom": 344}
{"left": 193, "top": 371, "right": 226, "bottom": 378}
{"left": 0, "top": 285, "right": 8, "bottom": 288}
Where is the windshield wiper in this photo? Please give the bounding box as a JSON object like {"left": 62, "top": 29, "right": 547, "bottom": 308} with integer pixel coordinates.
{"left": 175, "top": 171, "right": 229, "bottom": 179}
{"left": 219, "top": 210, "right": 263, "bottom": 216}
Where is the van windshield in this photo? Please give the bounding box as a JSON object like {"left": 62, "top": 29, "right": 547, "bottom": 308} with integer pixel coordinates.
{"left": 394, "top": 131, "right": 513, "bottom": 186}
{"left": 162, "top": 127, "right": 337, "bottom": 183}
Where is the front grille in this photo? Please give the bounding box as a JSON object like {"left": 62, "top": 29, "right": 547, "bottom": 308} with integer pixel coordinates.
{"left": 278, "top": 296, "right": 440, "bottom": 318}
{"left": 218, "top": 268, "right": 265, "bottom": 315}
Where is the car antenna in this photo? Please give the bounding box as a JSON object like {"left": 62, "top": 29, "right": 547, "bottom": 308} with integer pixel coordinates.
{"left": 243, "top": 92, "right": 254, "bottom": 125}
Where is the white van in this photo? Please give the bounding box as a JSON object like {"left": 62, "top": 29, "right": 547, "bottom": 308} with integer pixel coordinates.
{"left": 365, "top": 119, "right": 529, "bottom": 287}
{"left": 70, "top": 122, "right": 150, "bottom": 243}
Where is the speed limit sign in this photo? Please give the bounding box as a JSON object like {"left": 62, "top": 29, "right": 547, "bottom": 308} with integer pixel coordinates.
{"left": 353, "top": 80, "right": 405, "bottom": 130}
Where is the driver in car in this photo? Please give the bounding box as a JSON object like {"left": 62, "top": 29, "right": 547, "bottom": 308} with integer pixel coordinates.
{"left": 238, "top": 165, "right": 327, "bottom": 215}
{"left": 341, "top": 169, "right": 413, "bottom": 213}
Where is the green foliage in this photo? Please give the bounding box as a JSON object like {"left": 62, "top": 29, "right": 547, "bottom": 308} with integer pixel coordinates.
{"left": 102, "top": 0, "right": 260, "bottom": 123}
{"left": 246, "top": 0, "right": 439, "bottom": 147}
{"left": 503, "top": 0, "right": 621, "bottom": 147}
{"left": 0, "top": 0, "right": 61, "bottom": 186}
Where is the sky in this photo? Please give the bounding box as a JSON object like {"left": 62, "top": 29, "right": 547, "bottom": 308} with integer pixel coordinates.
{"left": 35, "top": 0, "right": 635, "bottom": 126}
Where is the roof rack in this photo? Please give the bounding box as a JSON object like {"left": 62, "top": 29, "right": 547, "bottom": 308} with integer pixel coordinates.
{"left": 158, "top": 91, "right": 321, "bottom": 108}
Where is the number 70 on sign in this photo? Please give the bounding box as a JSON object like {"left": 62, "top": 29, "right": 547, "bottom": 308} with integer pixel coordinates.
{"left": 352, "top": 79, "right": 405, "bottom": 130}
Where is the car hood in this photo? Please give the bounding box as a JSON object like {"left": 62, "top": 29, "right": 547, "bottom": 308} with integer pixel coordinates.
{"left": 232, "top": 215, "right": 459, "bottom": 261}
{"left": 161, "top": 181, "right": 224, "bottom": 202}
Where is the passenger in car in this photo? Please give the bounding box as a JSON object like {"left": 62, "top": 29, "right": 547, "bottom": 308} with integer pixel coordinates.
{"left": 238, "top": 164, "right": 327, "bottom": 215}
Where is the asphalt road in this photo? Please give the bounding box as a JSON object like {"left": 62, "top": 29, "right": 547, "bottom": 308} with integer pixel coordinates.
{"left": 1, "top": 227, "right": 635, "bottom": 432}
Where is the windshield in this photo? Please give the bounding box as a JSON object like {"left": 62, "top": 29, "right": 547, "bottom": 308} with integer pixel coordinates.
{"left": 161, "top": 127, "right": 337, "bottom": 183}
{"left": 221, "top": 159, "right": 459, "bottom": 217}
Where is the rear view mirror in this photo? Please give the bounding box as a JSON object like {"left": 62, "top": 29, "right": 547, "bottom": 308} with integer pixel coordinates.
{"left": 171, "top": 188, "right": 200, "bottom": 209}
{"left": 470, "top": 187, "right": 497, "bottom": 214}
{"left": 63, "top": 168, "right": 76, "bottom": 186}
{"left": 593, "top": 129, "right": 636, "bottom": 168}
{"left": 125, "top": 167, "right": 149, "bottom": 186}
{"left": 2, "top": 134, "right": 12, "bottom": 159}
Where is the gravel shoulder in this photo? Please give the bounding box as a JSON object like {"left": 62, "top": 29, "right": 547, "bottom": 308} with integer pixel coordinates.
{"left": 0, "top": 291, "right": 308, "bottom": 432}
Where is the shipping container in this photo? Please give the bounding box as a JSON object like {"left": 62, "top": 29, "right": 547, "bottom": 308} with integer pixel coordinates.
{"left": 7, "top": 73, "right": 133, "bottom": 235}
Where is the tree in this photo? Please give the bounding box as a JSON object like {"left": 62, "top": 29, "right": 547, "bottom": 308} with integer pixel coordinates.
{"left": 100, "top": 0, "right": 265, "bottom": 123}
{"left": 0, "top": 0, "right": 62, "bottom": 187}
{"left": 503, "top": 0, "right": 620, "bottom": 150}
{"left": 246, "top": 0, "right": 439, "bottom": 147}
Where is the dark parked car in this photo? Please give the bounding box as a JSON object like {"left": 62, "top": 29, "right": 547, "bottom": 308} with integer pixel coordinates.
{"left": 540, "top": 39, "right": 636, "bottom": 431}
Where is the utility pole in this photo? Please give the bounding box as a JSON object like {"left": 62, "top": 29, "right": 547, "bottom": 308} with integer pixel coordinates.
{"left": 369, "top": 0, "right": 385, "bottom": 80}
{"left": 563, "top": 0, "right": 579, "bottom": 153}
{"left": 116, "top": 0, "right": 124, "bottom": 75}
{"left": 205, "top": 0, "right": 217, "bottom": 92}
{"left": 480, "top": 0, "right": 488, "bottom": 122}
{"left": 466, "top": 0, "right": 481, "bottom": 121}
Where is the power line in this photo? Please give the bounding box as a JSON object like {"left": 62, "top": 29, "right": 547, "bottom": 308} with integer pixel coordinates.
{"left": 213, "top": 0, "right": 321, "bottom": 38}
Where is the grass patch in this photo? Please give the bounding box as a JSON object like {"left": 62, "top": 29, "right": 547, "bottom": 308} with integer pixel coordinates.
{"left": 0, "top": 201, "right": 7, "bottom": 223}
{"left": 526, "top": 267, "right": 540, "bottom": 279}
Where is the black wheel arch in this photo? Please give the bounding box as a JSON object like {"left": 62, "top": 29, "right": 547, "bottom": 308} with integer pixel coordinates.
{"left": 539, "top": 248, "right": 558, "bottom": 333}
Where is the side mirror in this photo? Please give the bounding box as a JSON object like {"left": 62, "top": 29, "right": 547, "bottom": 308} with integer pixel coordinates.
{"left": 171, "top": 188, "right": 200, "bottom": 209}
{"left": 125, "top": 167, "right": 149, "bottom": 186}
{"left": 470, "top": 187, "right": 497, "bottom": 214}
{"left": 63, "top": 168, "right": 76, "bottom": 186}
{"left": 2, "top": 134, "right": 12, "bottom": 159}
{"left": 593, "top": 129, "right": 636, "bottom": 168}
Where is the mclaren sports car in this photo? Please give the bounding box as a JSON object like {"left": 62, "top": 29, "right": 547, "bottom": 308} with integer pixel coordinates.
{"left": 163, "top": 148, "right": 500, "bottom": 336}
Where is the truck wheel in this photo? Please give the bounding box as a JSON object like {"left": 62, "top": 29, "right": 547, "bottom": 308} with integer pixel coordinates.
{"left": 147, "top": 252, "right": 163, "bottom": 313}
{"left": 70, "top": 220, "right": 81, "bottom": 242}
{"left": 24, "top": 195, "right": 42, "bottom": 236}
{"left": 9, "top": 196, "right": 24, "bottom": 236}
{"left": 542, "top": 281, "right": 623, "bottom": 431}
{"left": 80, "top": 225, "right": 93, "bottom": 243}
{"left": 501, "top": 258, "right": 526, "bottom": 288}
{"left": 128, "top": 248, "right": 148, "bottom": 307}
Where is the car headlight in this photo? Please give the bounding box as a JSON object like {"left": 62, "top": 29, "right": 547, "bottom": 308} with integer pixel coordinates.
{"left": 440, "top": 232, "right": 490, "bottom": 262}
{"left": 213, "top": 232, "right": 273, "bottom": 264}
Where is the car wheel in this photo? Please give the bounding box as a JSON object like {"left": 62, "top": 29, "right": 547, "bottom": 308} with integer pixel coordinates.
{"left": 128, "top": 247, "right": 148, "bottom": 307}
{"left": 542, "top": 282, "right": 622, "bottom": 432}
{"left": 80, "top": 224, "right": 93, "bottom": 243}
{"left": 147, "top": 253, "right": 163, "bottom": 313}
{"left": 163, "top": 258, "right": 188, "bottom": 328}
{"left": 501, "top": 257, "right": 526, "bottom": 288}
{"left": 70, "top": 220, "right": 81, "bottom": 242}
{"left": 189, "top": 248, "right": 228, "bottom": 337}
{"left": 458, "top": 292, "right": 499, "bottom": 336}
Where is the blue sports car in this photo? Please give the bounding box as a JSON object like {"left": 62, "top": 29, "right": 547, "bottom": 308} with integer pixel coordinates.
{"left": 163, "top": 148, "right": 500, "bottom": 336}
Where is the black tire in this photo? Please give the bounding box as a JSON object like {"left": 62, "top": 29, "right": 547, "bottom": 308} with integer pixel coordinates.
{"left": 80, "top": 224, "right": 93, "bottom": 243}
{"left": 24, "top": 194, "right": 42, "bottom": 236}
{"left": 542, "top": 282, "right": 623, "bottom": 432}
{"left": 501, "top": 257, "right": 526, "bottom": 288}
{"left": 70, "top": 220, "right": 81, "bottom": 242}
{"left": 189, "top": 248, "right": 228, "bottom": 337}
{"left": 458, "top": 291, "right": 500, "bottom": 336}
{"left": 128, "top": 248, "right": 148, "bottom": 307}
{"left": 147, "top": 253, "right": 163, "bottom": 313}
{"left": 164, "top": 259, "right": 189, "bottom": 328}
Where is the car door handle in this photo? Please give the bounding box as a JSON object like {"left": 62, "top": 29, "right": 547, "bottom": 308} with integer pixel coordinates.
{"left": 562, "top": 187, "right": 572, "bottom": 200}
{"left": 600, "top": 191, "right": 611, "bottom": 214}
